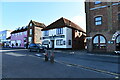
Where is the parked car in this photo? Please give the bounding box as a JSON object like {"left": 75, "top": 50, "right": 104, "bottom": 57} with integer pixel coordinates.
{"left": 28, "top": 43, "right": 46, "bottom": 52}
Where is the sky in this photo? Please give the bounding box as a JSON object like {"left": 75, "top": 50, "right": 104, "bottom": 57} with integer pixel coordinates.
{"left": 1, "top": 0, "right": 86, "bottom": 32}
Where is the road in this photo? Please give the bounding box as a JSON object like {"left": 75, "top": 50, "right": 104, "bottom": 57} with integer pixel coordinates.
{"left": 1, "top": 48, "right": 120, "bottom": 79}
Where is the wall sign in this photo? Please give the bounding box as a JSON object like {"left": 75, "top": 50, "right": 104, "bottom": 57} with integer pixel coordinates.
{"left": 108, "top": 41, "right": 114, "bottom": 44}
{"left": 112, "top": 31, "right": 120, "bottom": 40}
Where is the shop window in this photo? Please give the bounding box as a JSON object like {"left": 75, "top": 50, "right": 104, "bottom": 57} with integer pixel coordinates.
{"left": 56, "top": 39, "right": 63, "bottom": 45}
{"left": 93, "top": 35, "right": 106, "bottom": 50}
{"left": 95, "top": 16, "right": 102, "bottom": 26}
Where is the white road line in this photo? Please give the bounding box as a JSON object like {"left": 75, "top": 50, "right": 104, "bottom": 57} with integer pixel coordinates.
{"left": 5, "top": 53, "right": 26, "bottom": 57}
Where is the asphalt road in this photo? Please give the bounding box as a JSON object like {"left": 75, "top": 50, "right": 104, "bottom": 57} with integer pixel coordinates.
{"left": 1, "top": 48, "right": 120, "bottom": 79}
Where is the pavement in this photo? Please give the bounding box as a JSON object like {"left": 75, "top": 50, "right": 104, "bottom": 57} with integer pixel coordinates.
{"left": 50, "top": 49, "right": 120, "bottom": 58}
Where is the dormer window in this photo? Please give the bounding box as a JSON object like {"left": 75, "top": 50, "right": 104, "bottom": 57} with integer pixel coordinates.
{"left": 95, "top": 1, "right": 102, "bottom": 5}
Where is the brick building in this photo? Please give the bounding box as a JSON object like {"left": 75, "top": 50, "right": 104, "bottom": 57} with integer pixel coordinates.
{"left": 85, "top": 0, "right": 120, "bottom": 52}
{"left": 27, "top": 20, "right": 46, "bottom": 44}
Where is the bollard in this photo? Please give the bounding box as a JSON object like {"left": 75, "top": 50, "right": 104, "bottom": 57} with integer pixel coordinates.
{"left": 44, "top": 53, "right": 48, "bottom": 61}
{"left": 50, "top": 53, "right": 54, "bottom": 63}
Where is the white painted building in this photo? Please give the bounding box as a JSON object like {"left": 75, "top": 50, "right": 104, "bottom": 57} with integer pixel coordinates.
{"left": 42, "top": 17, "right": 86, "bottom": 50}
{"left": 42, "top": 27, "right": 72, "bottom": 49}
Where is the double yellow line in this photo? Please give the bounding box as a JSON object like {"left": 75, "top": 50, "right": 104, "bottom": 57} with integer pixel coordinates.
{"left": 55, "top": 60, "right": 120, "bottom": 77}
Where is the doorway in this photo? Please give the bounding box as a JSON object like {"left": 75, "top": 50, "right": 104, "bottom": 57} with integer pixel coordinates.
{"left": 92, "top": 34, "right": 107, "bottom": 52}
{"left": 51, "top": 40, "right": 54, "bottom": 49}
{"left": 116, "top": 35, "right": 120, "bottom": 51}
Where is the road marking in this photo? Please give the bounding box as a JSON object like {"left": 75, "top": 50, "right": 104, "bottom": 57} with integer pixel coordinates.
{"left": 1, "top": 49, "right": 27, "bottom": 52}
{"left": 86, "top": 54, "right": 119, "bottom": 58}
{"left": 54, "top": 60, "right": 120, "bottom": 77}
{"left": 22, "top": 53, "right": 120, "bottom": 77}
{"left": 5, "top": 53, "right": 26, "bottom": 57}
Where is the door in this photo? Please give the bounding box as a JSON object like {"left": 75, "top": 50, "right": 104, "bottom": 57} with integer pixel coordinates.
{"left": 51, "top": 40, "right": 54, "bottom": 49}
{"left": 116, "top": 35, "right": 120, "bottom": 51}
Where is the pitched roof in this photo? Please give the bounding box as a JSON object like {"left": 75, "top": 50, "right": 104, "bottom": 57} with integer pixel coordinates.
{"left": 11, "top": 26, "right": 28, "bottom": 34}
{"left": 31, "top": 20, "right": 46, "bottom": 28}
{"left": 42, "top": 17, "right": 85, "bottom": 33}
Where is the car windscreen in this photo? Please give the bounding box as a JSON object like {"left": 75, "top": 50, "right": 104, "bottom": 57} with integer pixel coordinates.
{"left": 29, "top": 44, "right": 36, "bottom": 47}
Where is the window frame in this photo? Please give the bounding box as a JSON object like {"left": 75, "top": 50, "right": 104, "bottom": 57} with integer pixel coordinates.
{"left": 44, "top": 31, "right": 49, "bottom": 36}
{"left": 56, "top": 39, "right": 63, "bottom": 45}
{"left": 28, "top": 37, "right": 32, "bottom": 43}
{"left": 92, "top": 35, "right": 106, "bottom": 50}
{"left": 94, "top": 16, "right": 102, "bottom": 26}
{"left": 56, "top": 28, "right": 63, "bottom": 35}
{"left": 29, "top": 29, "right": 32, "bottom": 35}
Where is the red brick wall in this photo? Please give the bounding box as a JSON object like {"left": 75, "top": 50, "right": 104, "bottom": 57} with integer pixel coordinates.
{"left": 72, "top": 29, "right": 85, "bottom": 50}
{"left": 85, "top": 2, "right": 119, "bottom": 52}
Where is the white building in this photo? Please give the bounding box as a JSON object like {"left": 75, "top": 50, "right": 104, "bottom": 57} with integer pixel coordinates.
{"left": 42, "top": 17, "right": 86, "bottom": 50}
{"left": 0, "top": 30, "right": 12, "bottom": 47}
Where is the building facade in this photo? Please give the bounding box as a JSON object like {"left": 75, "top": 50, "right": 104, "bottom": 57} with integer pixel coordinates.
{"left": 85, "top": 0, "right": 120, "bottom": 52}
{"left": 27, "top": 20, "right": 46, "bottom": 44}
{"left": 10, "top": 26, "right": 28, "bottom": 48}
{"left": 42, "top": 17, "right": 86, "bottom": 50}
{"left": 0, "top": 30, "right": 12, "bottom": 47}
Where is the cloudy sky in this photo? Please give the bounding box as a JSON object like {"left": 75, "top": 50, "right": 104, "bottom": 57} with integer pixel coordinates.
{"left": 1, "top": 0, "right": 86, "bottom": 31}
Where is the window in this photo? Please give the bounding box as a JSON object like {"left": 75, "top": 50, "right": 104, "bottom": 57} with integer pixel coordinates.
{"left": 30, "top": 23, "right": 32, "bottom": 26}
{"left": 95, "top": 1, "right": 101, "bottom": 5}
{"left": 30, "top": 29, "right": 32, "bottom": 35}
{"left": 63, "top": 41, "right": 65, "bottom": 45}
{"left": 93, "top": 35, "right": 106, "bottom": 50}
{"left": 95, "top": 16, "right": 102, "bottom": 25}
{"left": 68, "top": 40, "right": 71, "bottom": 45}
{"left": 18, "top": 33, "right": 19, "bottom": 36}
{"left": 28, "top": 37, "right": 32, "bottom": 43}
{"left": 44, "top": 31, "right": 49, "bottom": 36}
{"left": 24, "top": 37, "right": 27, "bottom": 42}
{"left": 56, "top": 28, "right": 63, "bottom": 34}
{"left": 20, "top": 32, "right": 22, "bottom": 35}
{"left": 24, "top": 31, "right": 27, "bottom": 35}
{"left": 56, "top": 39, "right": 63, "bottom": 45}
